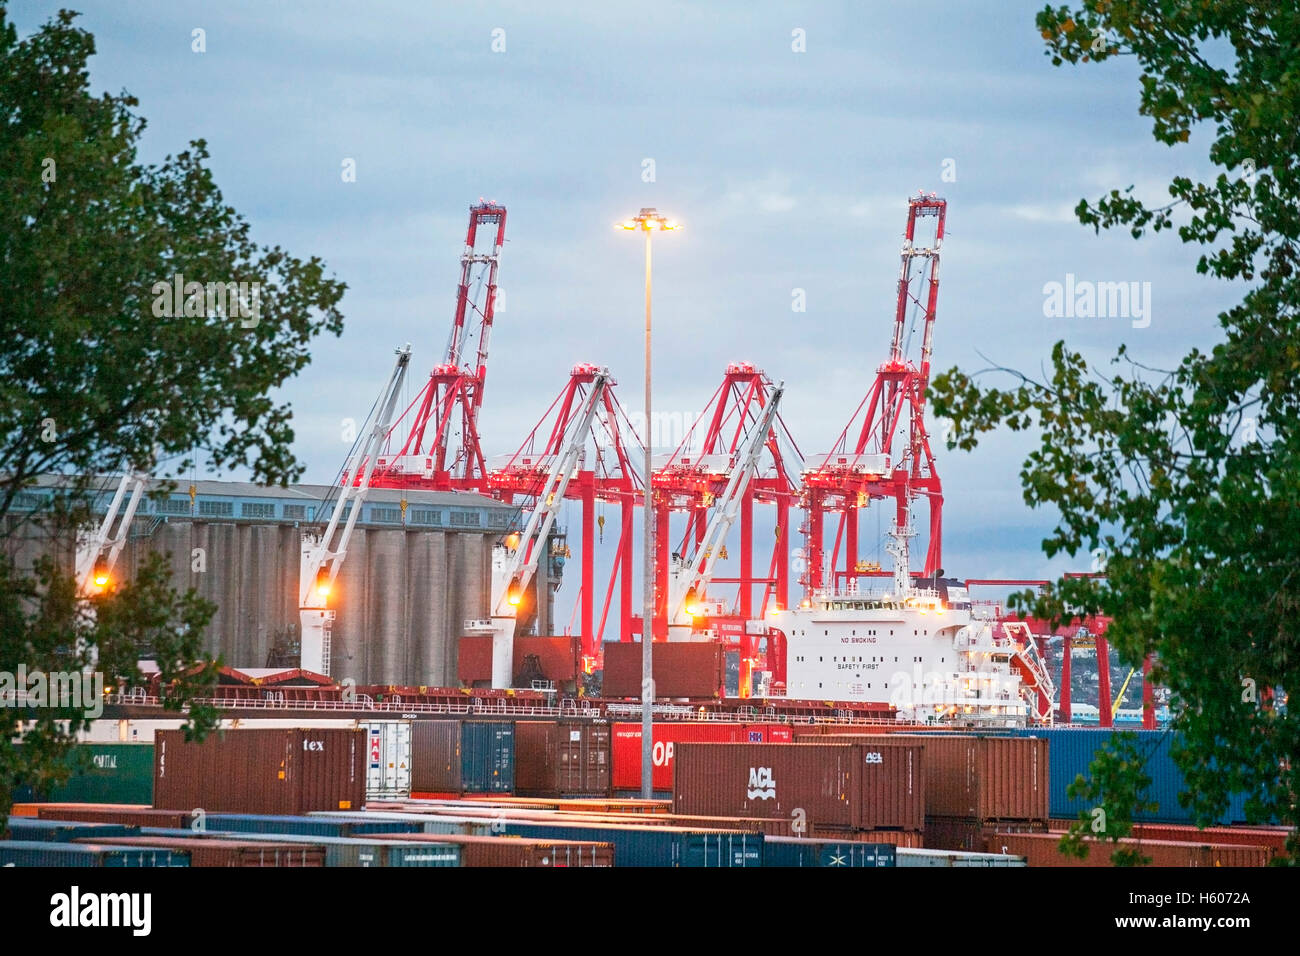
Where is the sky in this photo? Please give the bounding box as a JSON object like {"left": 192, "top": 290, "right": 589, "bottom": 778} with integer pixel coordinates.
{"left": 10, "top": 1, "right": 1240, "bottom": 624}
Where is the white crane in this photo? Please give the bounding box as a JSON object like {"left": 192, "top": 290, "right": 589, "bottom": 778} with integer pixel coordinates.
{"left": 664, "top": 382, "right": 785, "bottom": 639}
{"left": 75, "top": 468, "right": 149, "bottom": 595}
{"left": 479, "top": 367, "right": 613, "bottom": 688}
{"left": 299, "top": 344, "right": 413, "bottom": 676}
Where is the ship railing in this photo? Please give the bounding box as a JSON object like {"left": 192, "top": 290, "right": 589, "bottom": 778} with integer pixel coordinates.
{"left": 101, "top": 693, "right": 572, "bottom": 717}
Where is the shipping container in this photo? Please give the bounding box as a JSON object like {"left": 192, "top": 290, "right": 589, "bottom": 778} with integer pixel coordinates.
{"left": 490, "top": 820, "right": 760, "bottom": 866}
{"left": 925, "top": 816, "right": 1048, "bottom": 852}
{"left": 137, "top": 828, "right": 456, "bottom": 867}
{"left": 1004, "top": 728, "right": 1257, "bottom": 825}
{"left": 515, "top": 721, "right": 611, "bottom": 797}
{"left": 673, "top": 741, "right": 925, "bottom": 833}
{"left": 367, "top": 831, "right": 614, "bottom": 867}
{"left": 360, "top": 720, "right": 412, "bottom": 800}
{"left": 822, "top": 733, "right": 1049, "bottom": 821}
{"left": 34, "top": 806, "right": 200, "bottom": 830}
{"left": 311, "top": 811, "right": 760, "bottom": 865}
{"left": 411, "top": 721, "right": 515, "bottom": 794}
{"left": 153, "top": 729, "right": 364, "bottom": 815}
{"left": 12, "top": 743, "right": 154, "bottom": 804}
{"left": 993, "top": 831, "right": 1272, "bottom": 867}
{"left": 74, "top": 835, "right": 327, "bottom": 867}
{"left": 602, "top": 642, "right": 725, "bottom": 699}
{"left": 308, "top": 811, "right": 502, "bottom": 837}
{"left": 199, "top": 813, "right": 423, "bottom": 838}
{"left": 763, "top": 838, "right": 897, "bottom": 867}
{"left": 0, "top": 840, "right": 185, "bottom": 867}
{"left": 1127, "top": 823, "right": 1290, "bottom": 859}
{"left": 611, "top": 722, "right": 753, "bottom": 792}
{"left": 3, "top": 817, "right": 135, "bottom": 842}
{"left": 896, "top": 847, "right": 1027, "bottom": 867}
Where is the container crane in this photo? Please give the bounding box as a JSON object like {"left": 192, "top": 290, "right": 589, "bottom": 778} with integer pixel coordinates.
{"left": 803, "top": 192, "right": 947, "bottom": 595}
{"left": 300, "top": 344, "right": 413, "bottom": 675}
{"left": 662, "top": 381, "right": 787, "bottom": 634}
{"left": 473, "top": 367, "right": 615, "bottom": 687}
{"left": 362, "top": 201, "right": 506, "bottom": 491}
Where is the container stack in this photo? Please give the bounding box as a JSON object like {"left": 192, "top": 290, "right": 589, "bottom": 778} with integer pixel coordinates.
{"left": 411, "top": 721, "right": 515, "bottom": 795}
{"left": 817, "top": 733, "right": 1049, "bottom": 852}
{"left": 671, "top": 740, "right": 925, "bottom": 845}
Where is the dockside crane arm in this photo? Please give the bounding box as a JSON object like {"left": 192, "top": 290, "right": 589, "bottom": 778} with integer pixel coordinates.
{"left": 665, "top": 383, "right": 785, "bottom": 624}
{"left": 75, "top": 467, "right": 149, "bottom": 595}
{"left": 490, "top": 369, "right": 613, "bottom": 616}
{"left": 299, "top": 344, "right": 413, "bottom": 674}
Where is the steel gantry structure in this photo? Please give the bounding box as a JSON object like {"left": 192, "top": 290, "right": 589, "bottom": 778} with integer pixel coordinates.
{"left": 649, "top": 363, "right": 801, "bottom": 642}
{"left": 802, "top": 192, "right": 947, "bottom": 596}
{"left": 488, "top": 363, "right": 644, "bottom": 672}
{"left": 363, "top": 201, "right": 507, "bottom": 491}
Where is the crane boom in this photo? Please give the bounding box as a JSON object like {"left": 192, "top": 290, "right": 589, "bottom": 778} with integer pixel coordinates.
{"left": 300, "top": 344, "right": 413, "bottom": 675}
{"left": 666, "top": 383, "right": 785, "bottom": 625}
{"left": 75, "top": 468, "right": 148, "bottom": 594}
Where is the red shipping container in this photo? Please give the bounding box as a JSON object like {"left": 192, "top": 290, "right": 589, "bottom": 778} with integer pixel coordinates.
{"left": 36, "top": 806, "right": 200, "bottom": 829}
{"left": 611, "top": 722, "right": 750, "bottom": 792}
{"left": 154, "top": 729, "right": 363, "bottom": 815}
{"left": 672, "top": 741, "right": 924, "bottom": 832}
{"left": 745, "top": 724, "right": 794, "bottom": 743}
{"left": 601, "top": 642, "right": 724, "bottom": 699}
{"left": 994, "top": 832, "right": 1272, "bottom": 867}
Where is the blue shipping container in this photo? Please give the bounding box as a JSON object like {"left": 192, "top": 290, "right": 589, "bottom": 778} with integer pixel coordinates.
{"left": 4, "top": 818, "right": 136, "bottom": 842}
{"left": 763, "top": 838, "right": 897, "bottom": 867}
{"left": 1006, "top": 728, "right": 1254, "bottom": 825}
{"left": 0, "top": 840, "right": 186, "bottom": 867}
{"left": 202, "top": 813, "right": 424, "bottom": 838}
{"left": 498, "top": 821, "right": 762, "bottom": 867}
{"left": 137, "top": 827, "right": 460, "bottom": 867}
{"left": 462, "top": 722, "right": 515, "bottom": 793}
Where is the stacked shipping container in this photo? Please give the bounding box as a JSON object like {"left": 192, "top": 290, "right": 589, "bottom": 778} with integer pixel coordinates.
{"left": 153, "top": 729, "right": 364, "bottom": 814}
{"left": 672, "top": 741, "right": 925, "bottom": 840}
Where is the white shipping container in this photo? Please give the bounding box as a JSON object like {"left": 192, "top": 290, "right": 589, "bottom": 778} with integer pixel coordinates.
{"left": 361, "top": 720, "right": 413, "bottom": 800}
{"left": 896, "top": 847, "right": 1027, "bottom": 868}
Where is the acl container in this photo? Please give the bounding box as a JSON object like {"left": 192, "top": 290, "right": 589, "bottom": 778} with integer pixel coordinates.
{"left": 821, "top": 733, "right": 1049, "bottom": 821}
{"left": 672, "top": 741, "right": 924, "bottom": 833}
{"left": 515, "top": 721, "right": 611, "bottom": 797}
{"left": 153, "top": 729, "right": 364, "bottom": 814}
{"left": 411, "top": 721, "right": 515, "bottom": 794}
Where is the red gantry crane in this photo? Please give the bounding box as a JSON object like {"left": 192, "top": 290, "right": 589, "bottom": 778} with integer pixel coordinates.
{"left": 648, "top": 363, "right": 800, "bottom": 651}
{"left": 802, "top": 192, "right": 947, "bottom": 596}
{"left": 488, "top": 363, "right": 644, "bottom": 673}
{"left": 364, "top": 201, "right": 507, "bottom": 491}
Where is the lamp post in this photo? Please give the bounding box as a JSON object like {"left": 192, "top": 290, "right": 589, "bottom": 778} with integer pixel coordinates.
{"left": 618, "top": 208, "right": 681, "bottom": 798}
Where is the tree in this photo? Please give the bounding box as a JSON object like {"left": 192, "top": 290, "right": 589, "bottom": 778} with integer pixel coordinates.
{"left": 0, "top": 6, "right": 346, "bottom": 823}
{"left": 931, "top": 0, "right": 1298, "bottom": 862}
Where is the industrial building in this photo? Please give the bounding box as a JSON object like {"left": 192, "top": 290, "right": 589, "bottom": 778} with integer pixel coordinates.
{"left": 9, "top": 476, "right": 529, "bottom": 686}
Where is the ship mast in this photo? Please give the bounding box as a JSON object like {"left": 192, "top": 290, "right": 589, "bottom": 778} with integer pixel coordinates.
{"left": 885, "top": 510, "right": 917, "bottom": 600}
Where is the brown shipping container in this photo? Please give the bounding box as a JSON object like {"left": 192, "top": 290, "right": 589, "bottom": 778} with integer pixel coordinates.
{"left": 76, "top": 835, "right": 326, "bottom": 867}
{"left": 672, "top": 741, "right": 924, "bottom": 832}
{"left": 602, "top": 642, "right": 724, "bottom": 699}
{"left": 994, "top": 832, "right": 1272, "bottom": 867}
{"left": 926, "top": 816, "right": 1048, "bottom": 852}
{"left": 373, "top": 831, "right": 613, "bottom": 867}
{"left": 36, "top": 806, "right": 200, "bottom": 829}
{"left": 515, "top": 721, "right": 611, "bottom": 797}
{"left": 153, "top": 729, "right": 364, "bottom": 814}
{"left": 821, "top": 733, "right": 1049, "bottom": 822}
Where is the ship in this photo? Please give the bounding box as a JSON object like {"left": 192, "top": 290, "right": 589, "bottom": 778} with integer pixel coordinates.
{"left": 764, "top": 517, "right": 1055, "bottom": 726}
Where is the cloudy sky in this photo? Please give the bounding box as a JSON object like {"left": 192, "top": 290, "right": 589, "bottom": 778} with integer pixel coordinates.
{"left": 12, "top": 1, "right": 1236, "bottom": 619}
